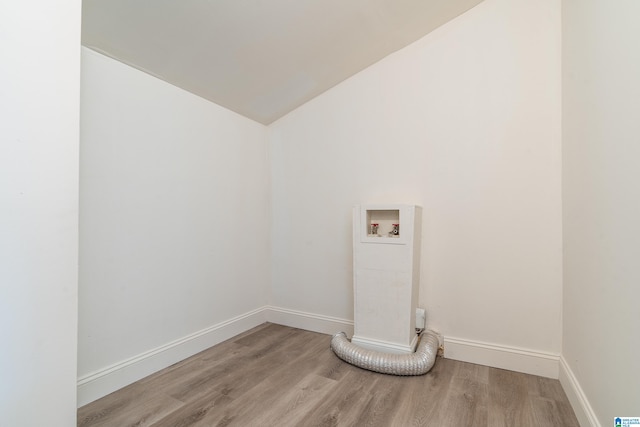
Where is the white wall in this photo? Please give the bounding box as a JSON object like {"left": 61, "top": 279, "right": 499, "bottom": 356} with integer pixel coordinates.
{"left": 270, "top": 0, "right": 562, "bottom": 363}
{"left": 0, "top": 1, "right": 80, "bottom": 426}
{"left": 79, "top": 48, "right": 270, "bottom": 402}
{"left": 562, "top": 0, "right": 640, "bottom": 425}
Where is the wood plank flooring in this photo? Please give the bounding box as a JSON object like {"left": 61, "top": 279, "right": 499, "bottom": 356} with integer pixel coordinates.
{"left": 78, "top": 323, "right": 579, "bottom": 427}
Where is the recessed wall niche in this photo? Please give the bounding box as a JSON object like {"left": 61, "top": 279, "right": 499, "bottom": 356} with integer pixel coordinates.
{"left": 365, "top": 209, "right": 400, "bottom": 238}
{"left": 359, "top": 205, "right": 409, "bottom": 245}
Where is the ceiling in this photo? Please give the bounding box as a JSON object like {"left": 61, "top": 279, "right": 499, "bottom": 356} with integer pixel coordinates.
{"left": 82, "top": 0, "right": 484, "bottom": 125}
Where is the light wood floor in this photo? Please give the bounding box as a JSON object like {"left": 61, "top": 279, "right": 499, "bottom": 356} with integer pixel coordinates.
{"left": 78, "top": 323, "right": 579, "bottom": 427}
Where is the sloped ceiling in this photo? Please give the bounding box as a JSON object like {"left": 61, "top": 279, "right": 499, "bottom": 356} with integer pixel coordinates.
{"left": 82, "top": 0, "right": 484, "bottom": 125}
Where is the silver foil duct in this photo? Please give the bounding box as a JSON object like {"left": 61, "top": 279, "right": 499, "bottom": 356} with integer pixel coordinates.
{"left": 330, "top": 330, "right": 439, "bottom": 376}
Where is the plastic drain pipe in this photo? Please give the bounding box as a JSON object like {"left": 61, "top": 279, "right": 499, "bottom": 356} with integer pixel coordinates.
{"left": 330, "top": 330, "right": 439, "bottom": 376}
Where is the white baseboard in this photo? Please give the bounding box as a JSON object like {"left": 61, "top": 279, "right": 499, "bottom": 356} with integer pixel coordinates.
{"left": 79, "top": 306, "right": 570, "bottom": 408}
{"left": 77, "top": 305, "right": 578, "bottom": 414}
{"left": 77, "top": 306, "right": 353, "bottom": 407}
{"left": 77, "top": 307, "right": 267, "bottom": 407}
{"left": 559, "top": 356, "right": 600, "bottom": 427}
{"left": 264, "top": 306, "right": 354, "bottom": 337}
{"left": 443, "top": 336, "right": 560, "bottom": 379}
{"left": 351, "top": 334, "right": 418, "bottom": 354}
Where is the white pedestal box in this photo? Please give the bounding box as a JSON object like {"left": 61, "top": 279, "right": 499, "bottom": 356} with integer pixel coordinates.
{"left": 352, "top": 204, "right": 422, "bottom": 354}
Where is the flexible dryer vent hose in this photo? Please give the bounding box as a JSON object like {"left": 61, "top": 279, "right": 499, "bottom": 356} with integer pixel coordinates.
{"left": 330, "top": 330, "right": 439, "bottom": 376}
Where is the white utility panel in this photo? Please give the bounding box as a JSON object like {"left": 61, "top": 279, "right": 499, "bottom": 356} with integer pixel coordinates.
{"left": 352, "top": 204, "right": 422, "bottom": 354}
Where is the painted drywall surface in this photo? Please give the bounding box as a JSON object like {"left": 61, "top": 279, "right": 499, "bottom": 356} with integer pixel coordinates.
{"left": 0, "top": 1, "right": 80, "bottom": 425}
{"left": 270, "top": 0, "right": 562, "bottom": 354}
{"left": 79, "top": 48, "right": 270, "bottom": 376}
{"left": 562, "top": 0, "right": 640, "bottom": 424}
